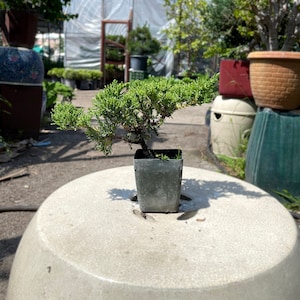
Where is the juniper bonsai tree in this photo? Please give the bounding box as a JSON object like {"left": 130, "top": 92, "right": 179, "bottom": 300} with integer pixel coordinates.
{"left": 51, "top": 75, "right": 218, "bottom": 157}
{"left": 127, "top": 24, "right": 161, "bottom": 56}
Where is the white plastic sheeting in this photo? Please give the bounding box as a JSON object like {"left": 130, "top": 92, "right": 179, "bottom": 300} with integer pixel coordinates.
{"left": 64, "top": 0, "right": 173, "bottom": 75}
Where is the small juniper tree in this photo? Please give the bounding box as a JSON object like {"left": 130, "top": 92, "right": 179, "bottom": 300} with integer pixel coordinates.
{"left": 51, "top": 75, "right": 218, "bottom": 157}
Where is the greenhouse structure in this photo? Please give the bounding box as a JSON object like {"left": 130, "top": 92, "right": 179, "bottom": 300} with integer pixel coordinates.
{"left": 63, "top": 0, "right": 173, "bottom": 76}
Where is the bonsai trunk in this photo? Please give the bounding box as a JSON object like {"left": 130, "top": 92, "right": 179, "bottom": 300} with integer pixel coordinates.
{"left": 139, "top": 137, "right": 155, "bottom": 158}
{"left": 282, "top": 4, "right": 300, "bottom": 51}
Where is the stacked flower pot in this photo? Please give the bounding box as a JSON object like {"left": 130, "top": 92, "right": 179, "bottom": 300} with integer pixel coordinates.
{"left": 210, "top": 59, "right": 257, "bottom": 157}
{"left": 245, "top": 51, "right": 300, "bottom": 199}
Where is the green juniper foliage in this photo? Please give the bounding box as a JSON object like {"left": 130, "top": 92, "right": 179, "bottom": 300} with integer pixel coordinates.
{"left": 51, "top": 75, "right": 218, "bottom": 156}
{"left": 127, "top": 24, "right": 161, "bottom": 56}
{"left": 43, "top": 81, "right": 74, "bottom": 109}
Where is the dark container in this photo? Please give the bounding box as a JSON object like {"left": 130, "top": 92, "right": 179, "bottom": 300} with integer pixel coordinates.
{"left": 0, "top": 84, "right": 43, "bottom": 139}
{"left": 245, "top": 108, "right": 300, "bottom": 199}
{"left": 130, "top": 55, "right": 148, "bottom": 71}
{"left": 0, "top": 47, "right": 44, "bottom": 139}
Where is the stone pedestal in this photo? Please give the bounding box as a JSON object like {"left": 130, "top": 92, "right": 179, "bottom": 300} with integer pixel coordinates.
{"left": 7, "top": 167, "right": 300, "bottom": 299}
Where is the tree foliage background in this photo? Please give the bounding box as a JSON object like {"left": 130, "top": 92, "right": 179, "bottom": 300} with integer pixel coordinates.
{"left": 163, "top": 0, "right": 300, "bottom": 72}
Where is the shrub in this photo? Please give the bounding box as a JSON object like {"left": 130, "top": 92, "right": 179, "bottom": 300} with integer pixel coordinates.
{"left": 43, "top": 81, "right": 74, "bottom": 109}
{"left": 51, "top": 75, "right": 218, "bottom": 156}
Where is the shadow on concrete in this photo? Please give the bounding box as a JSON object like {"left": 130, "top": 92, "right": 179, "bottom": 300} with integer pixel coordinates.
{"left": 0, "top": 236, "right": 21, "bottom": 261}
{"left": 0, "top": 236, "right": 21, "bottom": 282}
{"left": 108, "top": 178, "right": 267, "bottom": 219}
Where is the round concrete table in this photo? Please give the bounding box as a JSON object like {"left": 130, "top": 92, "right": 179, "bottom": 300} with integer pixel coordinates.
{"left": 7, "top": 167, "right": 300, "bottom": 299}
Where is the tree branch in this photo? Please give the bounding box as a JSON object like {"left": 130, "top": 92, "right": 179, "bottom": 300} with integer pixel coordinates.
{"left": 282, "top": 0, "right": 300, "bottom": 50}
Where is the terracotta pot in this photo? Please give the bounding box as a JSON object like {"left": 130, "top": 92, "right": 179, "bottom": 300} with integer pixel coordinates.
{"left": 247, "top": 51, "right": 300, "bottom": 110}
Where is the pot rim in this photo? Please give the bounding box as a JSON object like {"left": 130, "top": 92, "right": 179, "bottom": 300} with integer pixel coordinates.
{"left": 248, "top": 51, "right": 300, "bottom": 60}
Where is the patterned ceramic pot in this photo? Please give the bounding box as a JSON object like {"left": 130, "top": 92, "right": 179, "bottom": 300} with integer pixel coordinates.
{"left": 0, "top": 46, "right": 44, "bottom": 85}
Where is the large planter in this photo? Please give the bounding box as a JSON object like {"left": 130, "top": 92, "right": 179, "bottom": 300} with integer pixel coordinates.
{"left": 247, "top": 51, "right": 300, "bottom": 110}
{"left": 0, "top": 47, "right": 44, "bottom": 84}
{"left": 0, "top": 47, "right": 44, "bottom": 139}
{"left": 219, "top": 59, "right": 253, "bottom": 99}
{"left": 0, "top": 10, "right": 38, "bottom": 49}
{"left": 245, "top": 108, "right": 300, "bottom": 200}
{"left": 134, "top": 149, "right": 183, "bottom": 213}
{"left": 0, "top": 84, "right": 43, "bottom": 139}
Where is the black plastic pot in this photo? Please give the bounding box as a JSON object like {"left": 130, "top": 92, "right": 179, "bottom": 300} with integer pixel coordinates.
{"left": 134, "top": 149, "right": 183, "bottom": 213}
{"left": 76, "top": 80, "right": 98, "bottom": 90}
{"left": 130, "top": 55, "right": 148, "bottom": 71}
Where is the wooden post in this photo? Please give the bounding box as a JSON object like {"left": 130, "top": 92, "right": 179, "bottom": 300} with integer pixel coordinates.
{"left": 100, "top": 9, "right": 133, "bottom": 86}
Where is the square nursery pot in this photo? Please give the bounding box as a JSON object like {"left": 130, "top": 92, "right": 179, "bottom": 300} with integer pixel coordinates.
{"left": 134, "top": 149, "right": 183, "bottom": 213}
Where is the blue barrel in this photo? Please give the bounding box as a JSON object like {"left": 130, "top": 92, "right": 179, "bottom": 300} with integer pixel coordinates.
{"left": 246, "top": 108, "right": 300, "bottom": 199}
